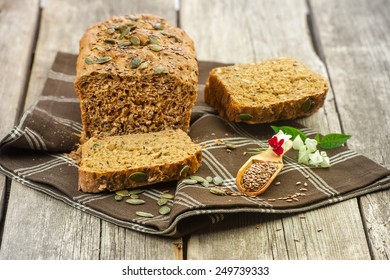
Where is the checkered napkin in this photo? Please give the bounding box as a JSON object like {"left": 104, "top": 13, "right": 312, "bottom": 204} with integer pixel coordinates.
{"left": 1, "top": 52, "right": 389, "bottom": 237}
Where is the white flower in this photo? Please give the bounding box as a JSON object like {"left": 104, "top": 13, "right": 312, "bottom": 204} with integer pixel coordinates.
{"left": 319, "top": 151, "right": 330, "bottom": 167}
{"left": 308, "top": 150, "right": 324, "bottom": 166}
{"left": 274, "top": 130, "right": 292, "bottom": 149}
{"left": 273, "top": 130, "right": 330, "bottom": 168}
{"left": 292, "top": 135, "right": 305, "bottom": 150}
{"left": 298, "top": 146, "right": 310, "bottom": 165}
{"left": 305, "top": 138, "right": 318, "bottom": 153}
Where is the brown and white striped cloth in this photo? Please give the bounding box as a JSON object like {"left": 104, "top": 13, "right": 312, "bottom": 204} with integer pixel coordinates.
{"left": 1, "top": 52, "right": 389, "bottom": 237}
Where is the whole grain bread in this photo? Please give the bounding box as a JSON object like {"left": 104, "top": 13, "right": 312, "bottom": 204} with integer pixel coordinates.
{"left": 204, "top": 57, "right": 328, "bottom": 123}
{"left": 74, "top": 14, "right": 198, "bottom": 142}
{"left": 78, "top": 129, "right": 202, "bottom": 193}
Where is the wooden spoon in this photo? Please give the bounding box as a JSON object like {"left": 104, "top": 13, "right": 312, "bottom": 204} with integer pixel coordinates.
{"left": 236, "top": 140, "right": 293, "bottom": 196}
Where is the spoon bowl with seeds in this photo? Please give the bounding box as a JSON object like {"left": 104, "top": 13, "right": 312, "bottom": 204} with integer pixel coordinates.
{"left": 236, "top": 140, "right": 293, "bottom": 196}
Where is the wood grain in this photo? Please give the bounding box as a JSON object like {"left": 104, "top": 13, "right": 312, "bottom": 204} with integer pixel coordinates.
{"left": 310, "top": 0, "right": 390, "bottom": 259}
{"left": 1, "top": 0, "right": 388, "bottom": 261}
{"left": 181, "top": 0, "right": 370, "bottom": 259}
{"left": 0, "top": 0, "right": 181, "bottom": 260}
{"left": 0, "top": 0, "right": 40, "bottom": 239}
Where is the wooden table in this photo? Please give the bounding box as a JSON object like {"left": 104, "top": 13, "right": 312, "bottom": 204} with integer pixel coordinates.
{"left": 0, "top": 0, "right": 389, "bottom": 260}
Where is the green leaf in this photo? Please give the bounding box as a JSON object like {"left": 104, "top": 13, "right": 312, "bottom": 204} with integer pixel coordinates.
{"left": 270, "top": 125, "right": 307, "bottom": 141}
{"left": 318, "top": 133, "right": 351, "bottom": 149}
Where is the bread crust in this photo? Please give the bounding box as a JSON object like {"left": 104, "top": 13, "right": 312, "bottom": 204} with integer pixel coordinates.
{"left": 78, "top": 130, "right": 202, "bottom": 193}
{"left": 204, "top": 58, "right": 328, "bottom": 123}
{"left": 78, "top": 154, "right": 201, "bottom": 193}
{"left": 74, "top": 14, "right": 198, "bottom": 141}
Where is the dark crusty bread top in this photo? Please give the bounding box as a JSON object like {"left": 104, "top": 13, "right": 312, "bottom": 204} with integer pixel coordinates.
{"left": 75, "top": 14, "right": 198, "bottom": 84}
{"left": 74, "top": 14, "right": 199, "bottom": 141}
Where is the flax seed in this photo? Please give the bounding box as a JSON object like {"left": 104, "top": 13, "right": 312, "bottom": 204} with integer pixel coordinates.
{"left": 241, "top": 161, "right": 279, "bottom": 192}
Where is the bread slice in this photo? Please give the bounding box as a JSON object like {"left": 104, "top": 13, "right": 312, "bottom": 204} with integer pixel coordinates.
{"left": 204, "top": 57, "right": 328, "bottom": 123}
{"left": 74, "top": 14, "right": 198, "bottom": 142}
{"left": 78, "top": 129, "right": 202, "bottom": 193}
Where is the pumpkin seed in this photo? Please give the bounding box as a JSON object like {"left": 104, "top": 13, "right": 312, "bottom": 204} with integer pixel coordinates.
{"left": 95, "top": 56, "right": 112, "bottom": 64}
{"left": 139, "top": 61, "right": 149, "bottom": 69}
{"left": 118, "top": 26, "right": 130, "bottom": 40}
{"left": 157, "top": 197, "right": 168, "bottom": 206}
{"left": 148, "top": 35, "right": 159, "bottom": 45}
{"left": 201, "top": 180, "right": 210, "bottom": 188}
{"left": 206, "top": 176, "right": 213, "bottom": 183}
{"left": 114, "top": 195, "right": 123, "bottom": 201}
{"left": 239, "top": 113, "right": 254, "bottom": 121}
{"left": 225, "top": 142, "right": 236, "bottom": 150}
{"left": 130, "top": 36, "right": 141, "bottom": 45}
{"left": 130, "top": 194, "right": 139, "bottom": 199}
{"left": 154, "top": 66, "right": 165, "bottom": 74}
{"left": 104, "top": 38, "right": 116, "bottom": 44}
{"left": 136, "top": 211, "right": 154, "bottom": 218}
{"left": 149, "top": 44, "right": 163, "bottom": 52}
{"left": 85, "top": 57, "right": 94, "bottom": 65}
{"left": 190, "top": 175, "right": 205, "bottom": 183}
{"left": 119, "top": 41, "right": 131, "bottom": 47}
{"left": 161, "top": 193, "right": 174, "bottom": 199}
{"left": 159, "top": 206, "right": 171, "bottom": 215}
{"left": 160, "top": 32, "right": 182, "bottom": 42}
{"left": 130, "top": 57, "right": 142, "bottom": 69}
{"left": 107, "top": 28, "right": 115, "bottom": 34}
{"left": 302, "top": 97, "right": 315, "bottom": 112}
{"left": 182, "top": 179, "right": 198, "bottom": 185}
{"left": 129, "top": 172, "right": 148, "bottom": 182}
{"left": 210, "top": 187, "right": 227, "bottom": 196}
{"left": 179, "top": 165, "right": 190, "bottom": 177}
{"left": 153, "top": 22, "right": 164, "bottom": 30}
{"left": 125, "top": 198, "right": 145, "bottom": 205}
{"left": 104, "top": 45, "right": 111, "bottom": 51}
{"left": 128, "top": 189, "right": 145, "bottom": 195}
{"left": 213, "top": 176, "right": 224, "bottom": 186}
{"left": 115, "top": 190, "right": 130, "bottom": 197}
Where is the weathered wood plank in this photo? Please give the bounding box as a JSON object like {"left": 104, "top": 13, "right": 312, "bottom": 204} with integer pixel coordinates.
{"left": 1, "top": 0, "right": 180, "bottom": 259}
{"left": 187, "top": 200, "right": 369, "bottom": 260}
{"left": 1, "top": 185, "right": 101, "bottom": 259}
{"left": 181, "top": 0, "right": 370, "bottom": 259}
{"left": 310, "top": 0, "right": 390, "bottom": 259}
{"left": 0, "top": 0, "right": 40, "bottom": 241}
{"left": 100, "top": 224, "right": 184, "bottom": 260}
{"left": 0, "top": 0, "right": 39, "bottom": 136}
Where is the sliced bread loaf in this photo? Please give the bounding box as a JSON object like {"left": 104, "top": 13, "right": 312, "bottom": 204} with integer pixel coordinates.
{"left": 78, "top": 129, "right": 202, "bottom": 193}
{"left": 74, "top": 14, "right": 198, "bottom": 142}
{"left": 204, "top": 57, "right": 328, "bottom": 123}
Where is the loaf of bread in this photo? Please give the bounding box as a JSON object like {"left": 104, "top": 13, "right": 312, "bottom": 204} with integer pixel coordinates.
{"left": 204, "top": 57, "right": 328, "bottom": 123}
{"left": 74, "top": 14, "right": 198, "bottom": 142}
{"left": 78, "top": 129, "right": 202, "bottom": 193}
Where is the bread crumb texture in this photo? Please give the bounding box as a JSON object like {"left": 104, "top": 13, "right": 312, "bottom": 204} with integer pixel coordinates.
{"left": 74, "top": 14, "right": 198, "bottom": 141}
{"left": 78, "top": 129, "right": 202, "bottom": 193}
{"left": 204, "top": 57, "right": 328, "bottom": 123}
